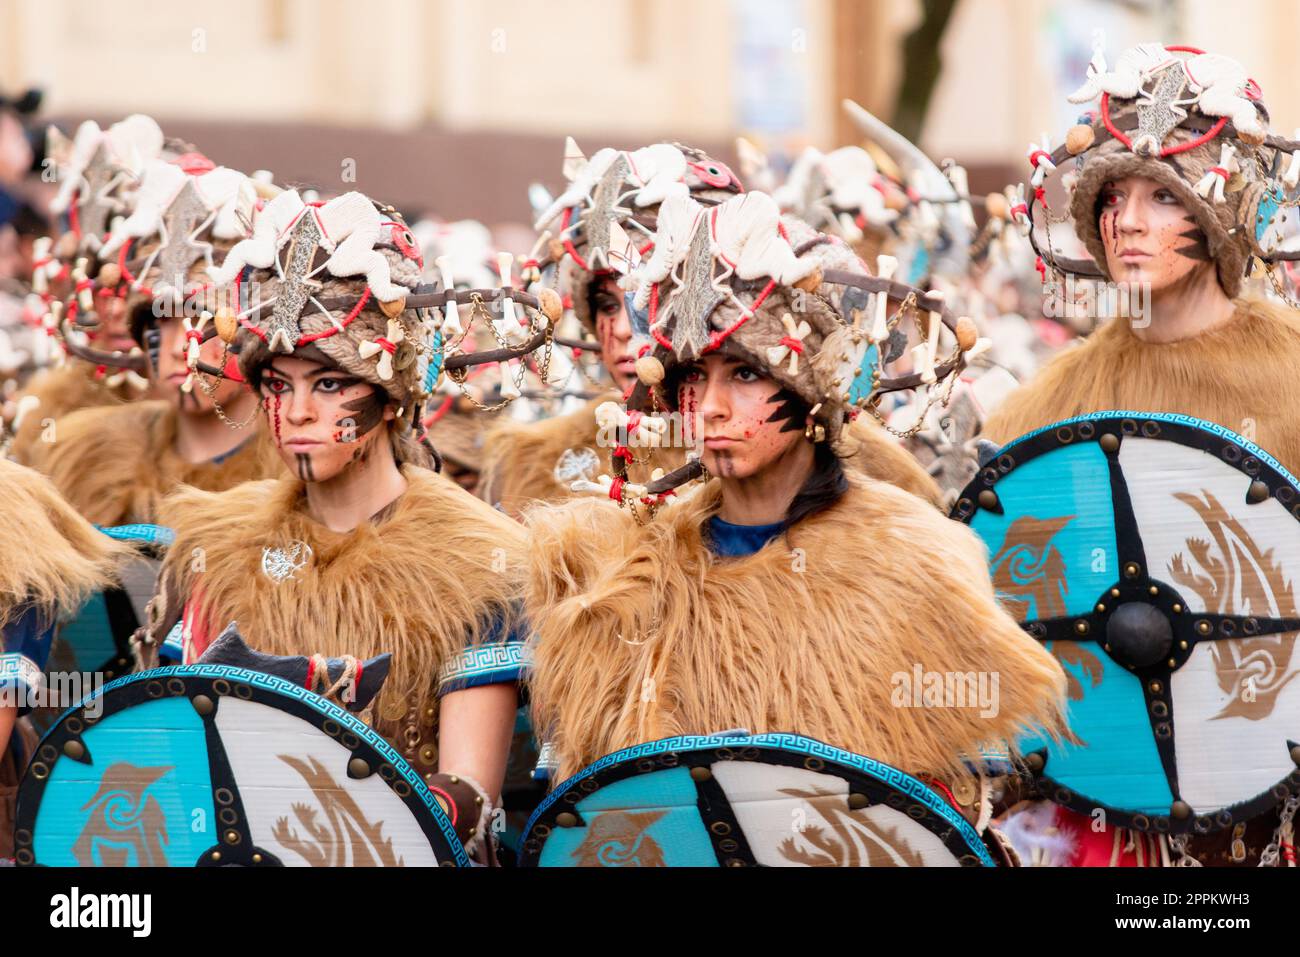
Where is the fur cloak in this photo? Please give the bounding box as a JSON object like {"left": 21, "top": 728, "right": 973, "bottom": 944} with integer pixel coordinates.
{"left": 8, "top": 360, "right": 135, "bottom": 466}
{"left": 523, "top": 475, "right": 1066, "bottom": 783}
{"left": 27, "top": 399, "right": 283, "bottom": 526}
{"left": 839, "top": 416, "right": 943, "bottom": 507}
{"left": 982, "top": 299, "right": 1300, "bottom": 475}
{"left": 155, "top": 466, "right": 527, "bottom": 764}
{"left": 0, "top": 458, "right": 128, "bottom": 627}
{"left": 482, "top": 395, "right": 942, "bottom": 515}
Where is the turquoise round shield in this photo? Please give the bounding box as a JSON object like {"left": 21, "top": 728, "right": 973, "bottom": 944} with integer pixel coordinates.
{"left": 954, "top": 412, "right": 1300, "bottom": 835}
{"left": 519, "top": 733, "right": 997, "bottom": 867}
{"left": 14, "top": 664, "right": 466, "bottom": 867}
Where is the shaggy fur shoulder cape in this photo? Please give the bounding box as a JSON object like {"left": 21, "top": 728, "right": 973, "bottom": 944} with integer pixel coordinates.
{"left": 982, "top": 299, "right": 1300, "bottom": 474}
{"left": 9, "top": 360, "right": 133, "bottom": 466}
{"left": 482, "top": 395, "right": 942, "bottom": 515}
{"left": 156, "top": 466, "right": 526, "bottom": 741}
{"left": 524, "top": 476, "right": 1066, "bottom": 782}
{"left": 28, "top": 399, "right": 282, "bottom": 526}
{"left": 0, "top": 458, "right": 128, "bottom": 627}
{"left": 839, "top": 416, "right": 943, "bottom": 507}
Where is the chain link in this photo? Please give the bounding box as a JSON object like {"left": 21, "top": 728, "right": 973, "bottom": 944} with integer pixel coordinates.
{"left": 1258, "top": 795, "right": 1298, "bottom": 867}
{"left": 191, "top": 343, "right": 260, "bottom": 429}
{"left": 442, "top": 293, "right": 555, "bottom": 412}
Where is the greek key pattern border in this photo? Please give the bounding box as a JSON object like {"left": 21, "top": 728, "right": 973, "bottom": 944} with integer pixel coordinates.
{"left": 95, "top": 523, "right": 177, "bottom": 547}
{"left": 436, "top": 641, "right": 529, "bottom": 690}
{"left": 0, "top": 652, "right": 42, "bottom": 691}
{"left": 528, "top": 732, "right": 993, "bottom": 865}
{"left": 997, "top": 410, "right": 1297, "bottom": 486}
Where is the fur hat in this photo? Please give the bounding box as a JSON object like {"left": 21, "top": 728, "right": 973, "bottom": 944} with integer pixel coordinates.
{"left": 1029, "top": 42, "right": 1300, "bottom": 298}
{"left": 535, "top": 140, "right": 744, "bottom": 334}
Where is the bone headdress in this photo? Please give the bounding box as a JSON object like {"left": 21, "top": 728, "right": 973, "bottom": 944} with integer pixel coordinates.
{"left": 531, "top": 138, "right": 744, "bottom": 335}
{"left": 211, "top": 189, "right": 416, "bottom": 304}
{"left": 772, "top": 145, "right": 900, "bottom": 238}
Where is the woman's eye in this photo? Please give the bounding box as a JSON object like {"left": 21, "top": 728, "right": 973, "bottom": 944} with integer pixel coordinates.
{"left": 1155, "top": 189, "right": 1179, "bottom": 204}
{"left": 1102, "top": 192, "right": 1119, "bottom": 206}
{"left": 682, "top": 369, "right": 702, "bottom": 383}
{"left": 735, "top": 368, "right": 760, "bottom": 382}
{"left": 264, "top": 378, "right": 288, "bottom": 394}
{"left": 316, "top": 378, "right": 344, "bottom": 393}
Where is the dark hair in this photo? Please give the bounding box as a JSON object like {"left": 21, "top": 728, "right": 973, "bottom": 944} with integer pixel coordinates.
{"left": 781, "top": 440, "right": 848, "bottom": 530}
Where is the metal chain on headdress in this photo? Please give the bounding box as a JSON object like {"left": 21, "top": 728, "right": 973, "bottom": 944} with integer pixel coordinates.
{"left": 1264, "top": 259, "right": 1300, "bottom": 311}
{"left": 860, "top": 289, "right": 962, "bottom": 439}
{"left": 1258, "top": 795, "right": 1299, "bottom": 867}
{"left": 443, "top": 293, "right": 555, "bottom": 411}
{"left": 191, "top": 346, "right": 260, "bottom": 429}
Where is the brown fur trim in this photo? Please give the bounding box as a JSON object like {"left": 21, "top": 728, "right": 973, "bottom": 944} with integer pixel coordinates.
{"left": 28, "top": 400, "right": 284, "bottom": 525}
{"left": 156, "top": 466, "right": 526, "bottom": 744}
{"left": 838, "top": 416, "right": 943, "bottom": 507}
{"left": 8, "top": 360, "right": 134, "bottom": 466}
{"left": 982, "top": 298, "right": 1300, "bottom": 475}
{"left": 0, "top": 458, "right": 129, "bottom": 627}
{"left": 523, "top": 476, "right": 1067, "bottom": 783}
{"left": 480, "top": 394, "right": 685, "bottom": 518}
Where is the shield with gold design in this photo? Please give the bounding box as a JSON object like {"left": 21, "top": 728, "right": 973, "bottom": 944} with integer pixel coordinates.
{"left": 13, "top": 664, "right": 466, "bottom": 867}
{"left": 518, "top": 733, "right": 997, "bottom": 867}
{"left": 953, "top": 411, "right": 1300, "bottom": 834}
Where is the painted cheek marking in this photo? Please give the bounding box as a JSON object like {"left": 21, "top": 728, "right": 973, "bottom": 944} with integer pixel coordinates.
{"left": 269, "top": 394, "right": 282, "bottom": 447}
{"left": 680, "top": 384, "right": 698, "bottom": 446}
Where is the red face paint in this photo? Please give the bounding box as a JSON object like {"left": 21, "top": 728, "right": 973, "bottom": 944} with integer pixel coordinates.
{"left": 679, "top": 382, "right": 699, "bottom": 449}
{"left": 269, "top": 393, "right": 282, "bottom": 447}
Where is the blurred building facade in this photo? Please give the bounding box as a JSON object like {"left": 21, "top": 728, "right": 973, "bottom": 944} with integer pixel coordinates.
{"left": 2, "top": 0, "right": 1296, "bottom": 222}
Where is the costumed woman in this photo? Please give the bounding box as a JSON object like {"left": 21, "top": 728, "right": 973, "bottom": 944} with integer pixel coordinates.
{"left": 1, "top": 458, "right": 126, "bottom": 858}
{"left": 480, "top": 141, "right": 742, "bottom": 516}
{"left": 523, "top": 190, "right": 1066, "bottom": 818}
{"left": 980, "top": 42, "right": 1300, "bottom": 866}
{"left": 983, "top": 44, "right": 1300, "bottom": 473}
{"left": 6, "top": 115, "right": 165, "bottom": 464}
{"left": 484, "top": 139, "right": 941, "bottom": 514}
{"left": 25, "top": 154, "right": 283, "bottom": 526}
{"left": 143, "top": 189, "right": 536, "bottom": 858}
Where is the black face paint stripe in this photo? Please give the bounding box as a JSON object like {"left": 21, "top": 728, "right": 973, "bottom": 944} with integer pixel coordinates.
{"left": 1174, "top": 215, "right": 1212, "bottom": 261}
{"left": 765, "top": 387, "right": 808, "bottom": 434}
{"left": 335, "top": 386, "right": 386, "bottom": 442}
{"left": 294, "top": 452, "right": 316, "bottom": 482}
